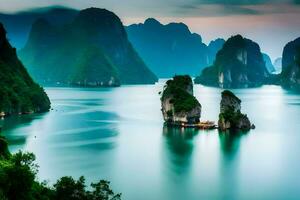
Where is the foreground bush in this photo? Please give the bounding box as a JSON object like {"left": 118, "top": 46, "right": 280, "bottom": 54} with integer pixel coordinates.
{"left": 0, "top": 136, "right": 121, "bottom": 200}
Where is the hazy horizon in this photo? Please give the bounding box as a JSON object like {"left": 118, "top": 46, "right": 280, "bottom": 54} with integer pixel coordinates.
{"left": 1, "top": 0, "right": 300, "bottom": 61}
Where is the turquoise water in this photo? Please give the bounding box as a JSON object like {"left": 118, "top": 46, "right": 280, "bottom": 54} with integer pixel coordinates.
{"left": 1, "top": 83, "right": 300, "bottom": 199}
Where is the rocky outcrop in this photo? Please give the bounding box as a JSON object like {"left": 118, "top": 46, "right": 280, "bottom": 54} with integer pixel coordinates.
{"left": 126, "top": 18, "right": 220, "bottom": 77}
{"left": 195, "top": 35, "right": 269, "bottom": 88}
{"left": 0, "top": 23, "right": 50, "bottom": 116}
{"left": 218, "top": 90, "right": 253, "bottom": 131}
{"left": 19, "top": 8, "right": 157, "bottom": 86}
{"left": 280, "top": 38, "right": 300, "bottom": 90}
{"left": 161, "top": 75, "right": 201, "bottom": 125}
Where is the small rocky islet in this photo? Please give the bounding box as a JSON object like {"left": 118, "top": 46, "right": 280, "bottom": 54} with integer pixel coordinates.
{"left": 161, "top": 75, "right": 254, "bottom": 132}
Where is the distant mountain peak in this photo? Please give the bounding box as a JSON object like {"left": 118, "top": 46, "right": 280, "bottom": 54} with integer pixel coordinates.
{"left": 77, "top": 7, "right": 117, "bottom": 18}
{"left": 144, "top": 18, "right": 161, "bottom": 26}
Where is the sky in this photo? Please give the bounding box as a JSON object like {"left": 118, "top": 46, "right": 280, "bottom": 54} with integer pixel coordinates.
{"left": 1, "top": 0, "right": 300, "bottom": 60}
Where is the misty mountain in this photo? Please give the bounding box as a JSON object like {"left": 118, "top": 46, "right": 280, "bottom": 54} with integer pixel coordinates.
{"left": 208, "top": 38, "right": 225, "bottom": 63}
{"left": 273, "top": 57, "right": 282, "bottom": 73}
{"left": 19, "top": 8, "right": 157, "bottom": 86}
{"left": 262, "top": 53, "right": 275, "bottom": 73}
{"left": 0, "top": 6, "right": 78, "bottom": 49}
{"left": 126, "top": 18, "right": 222, "bottom": 78}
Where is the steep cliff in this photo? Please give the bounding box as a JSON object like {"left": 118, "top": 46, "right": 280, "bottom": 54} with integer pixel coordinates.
{"left": 161, "top": 75, "right": 201, "bottom": 125}
{"left": 282, "top": 37, "right": 300, "bottom": 71}
{"left": 218, "top": 90, "right": 252, "bottom": 131}
{"left": 195, "top": 35, "right": 269, "bottom": 88}
{"left": 0, "top": 23, "right": 50, "bottom": 116}
{"left": 281, "top": 39, "right": 300, "bottom": 90}
{"left": 19, "top": 8, "right": 157, "bottom": 86}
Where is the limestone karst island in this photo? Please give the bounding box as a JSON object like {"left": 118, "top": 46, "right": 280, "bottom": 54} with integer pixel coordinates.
{"left": 160, "top": 75, "right": 254, "bottom": 131}
{"left": 1, "top": 1, "right": 300, "bottom": 200}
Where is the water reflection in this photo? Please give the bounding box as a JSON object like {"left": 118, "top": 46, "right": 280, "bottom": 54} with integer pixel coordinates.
{"left": 218, "top": 131, "right": 249, "bottom": 158}
{"left": 0, "top": 113, "right": 46, "bottom": 146}
{"left": 162, "top": 126, "right": 199, "bottom": 175}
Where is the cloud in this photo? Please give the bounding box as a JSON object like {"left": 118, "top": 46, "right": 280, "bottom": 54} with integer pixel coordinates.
{"left": 174, "top": 0, "right": 300, "bottom": 16}
{"left": 192, "top": 0, "right": 299, "bottom": 5}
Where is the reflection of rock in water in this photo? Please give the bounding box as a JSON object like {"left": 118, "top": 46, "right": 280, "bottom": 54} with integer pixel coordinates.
{"left": 218, "top": 130, "right": 248, "bottom": 158}
{"left": 0, "top": 114, "right": 39, "bottom": 145}
{"left": 162, "top": 125, "right": 199, "bottom": 175}
{"left": 217, "top": 130, "right": 249, "bottom": 198}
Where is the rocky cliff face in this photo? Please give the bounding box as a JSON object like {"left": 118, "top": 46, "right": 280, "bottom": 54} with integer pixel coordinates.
{"left": 280, "top": 38, "right": 300, "bottom": 90}
{"left": 218, "top": 90, "right": 252, "bottom": 131}
{"left": 282, "top": 38, "right": 300, "bottom": 71}
{"left": 161, "top": 75, "right": 201, "bottom": 125}
{"left": 0, "top": 23, "right": 50, "bottom": 116}
{"left": 195, "top": 35, "right": 269, "bottom": 88}
{"left": 19, "top": 8, "right": 157, "bottom": 86}
{"left": 126, "top": 18, "right": 220, "bottom": 77}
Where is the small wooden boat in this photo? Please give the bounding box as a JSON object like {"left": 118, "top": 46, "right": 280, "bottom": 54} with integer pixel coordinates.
{"left": 179, "top": 121, "right": 217, "bottom": 130}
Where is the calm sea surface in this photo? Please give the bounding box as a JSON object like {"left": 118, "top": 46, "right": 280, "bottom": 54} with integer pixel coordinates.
{"left": 1, "top": 83, "right": 300, "bottom": 200}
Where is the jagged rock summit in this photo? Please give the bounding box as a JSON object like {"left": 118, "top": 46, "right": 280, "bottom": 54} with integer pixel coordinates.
{"left": 161, "top": 75, "right": 201, "bottom": 125}
{"left": 218, "top": 90, "right": 253, "bottom": 131}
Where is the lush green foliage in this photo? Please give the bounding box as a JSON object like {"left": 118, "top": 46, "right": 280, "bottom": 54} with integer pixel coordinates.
{"left": 219, "top": 107, "right": 246, "bottom": 127}
{"left": 70, "top": 45, "right": 120, "bottom": 87}
{"left": 0, "top": 136, "right": 121, "bottom": 200}
{"left": 162, "top": 75, "right": 200, "bottom": 113}
{"left": 0, "top": 23, "right": 50, "bottom": 115}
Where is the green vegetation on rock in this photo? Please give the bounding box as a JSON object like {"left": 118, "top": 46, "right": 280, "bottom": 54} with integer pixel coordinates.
{"left": 218, "top": 90, "right": 252, "bottom": 131}
{"left": 0, "top": 23, "right": 50, "bottom": 116}
{"left": 162, "top": 75, "right": 200, "bottom": 113}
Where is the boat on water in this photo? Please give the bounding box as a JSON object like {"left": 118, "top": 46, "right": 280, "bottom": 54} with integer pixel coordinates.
{"left": 166, "top": 121, "right": 217, "bottom": 130}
